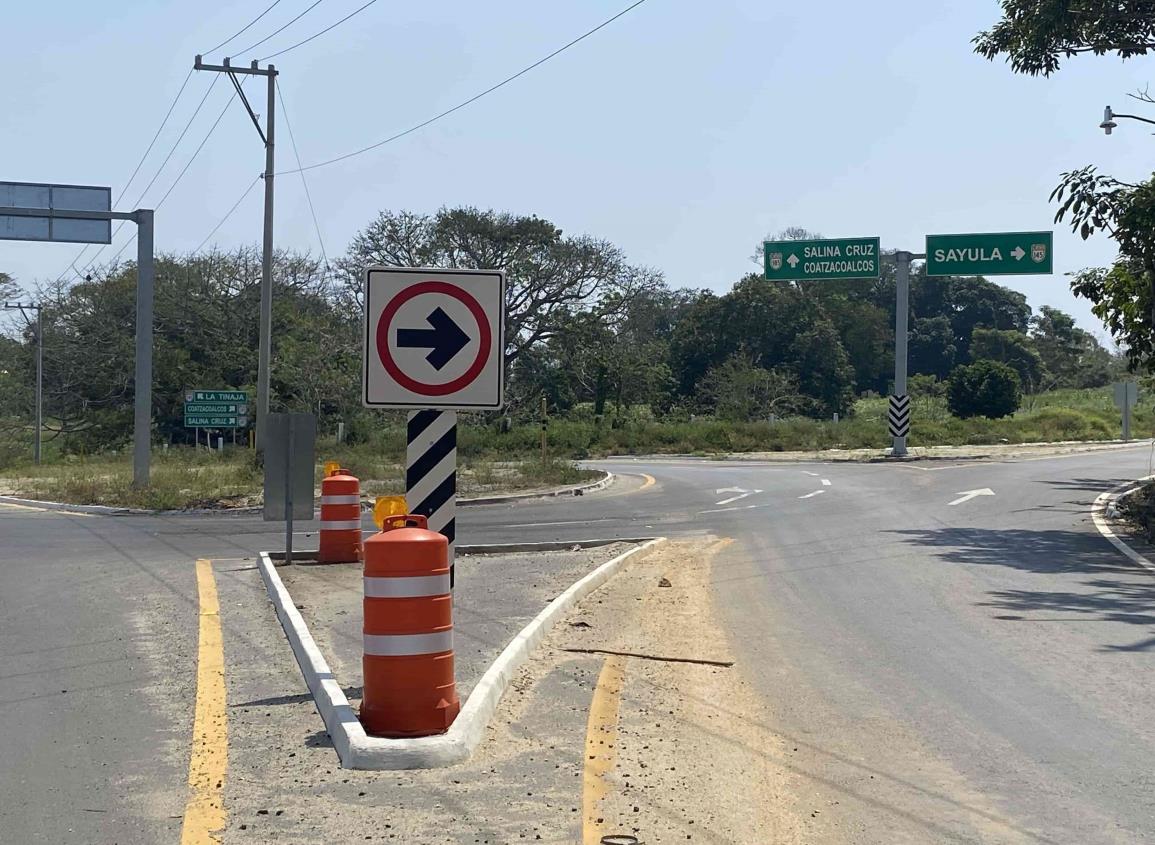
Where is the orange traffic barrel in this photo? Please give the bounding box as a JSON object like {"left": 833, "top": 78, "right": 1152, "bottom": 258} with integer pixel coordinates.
{"left": 360, "top": 517, "right": 460, "bottom": 737}
{"left": 318, "top": 467, "right": 362, "bottom": 564}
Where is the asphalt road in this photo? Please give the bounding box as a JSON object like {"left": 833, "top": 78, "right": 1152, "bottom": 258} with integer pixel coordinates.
{"left": 3, "top": 444, "right": 1155, "bottom": 842}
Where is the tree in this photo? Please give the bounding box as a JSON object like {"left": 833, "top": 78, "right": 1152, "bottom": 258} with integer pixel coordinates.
{"left": 975, "top": 1, "right": 1155, "bottom": 76}
{"left": 970, "top": 327, "right": 1047, "bottom": 393}
{"left": 976, "top": 2, "right": 1155, "bottom": 370}
{"left": 338, "top": 207, "right": 662, "bottom": 364}
{"left": 908, "top": 316, "right": 957, "bottom": 379}
{"left": 695, "top": 355, "right": 802, "bottom": 421}
{"left": 947, "top": 360, "right": 1022, "bottom": 419}
{"left": 1029, "top": 305, "right": 1116, "bottom": 388}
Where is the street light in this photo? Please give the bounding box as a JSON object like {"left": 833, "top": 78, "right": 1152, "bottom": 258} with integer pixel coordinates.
{"left": 1, "top": 301, "right": 43, "bottom": 464}
{"left": 1100, "top": 104, "right": 1155, "bottom": 135}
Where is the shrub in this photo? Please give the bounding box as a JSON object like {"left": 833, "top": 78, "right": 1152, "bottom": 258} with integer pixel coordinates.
{"left": 947, "top": 360, "right": 1021, "bottom": 419}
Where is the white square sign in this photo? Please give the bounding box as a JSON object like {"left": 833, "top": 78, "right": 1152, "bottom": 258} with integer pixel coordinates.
{"left": 362, "top": 266, "right": 506, "bottom": 410}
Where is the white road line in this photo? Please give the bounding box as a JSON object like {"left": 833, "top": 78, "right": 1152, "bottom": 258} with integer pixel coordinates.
{"left": 506, "top": 518, "right": 616, "bottom": 528}
{"left": 714, "top": 489, "right": 762, "bottom": 506}
{"left": 802, "top": 471, "right": 820, "bottom": 477}
{"left": 821, "top": 479, "right": 831, "bottom": 486}
{"left": 699, "top": 504, "right": 760, "bottom": 515}
{"left": 798, "top": 490, "right": 826, "bottom": 499}
{"left": 1093, "top": 479, "right": 1155, "bottom": 575}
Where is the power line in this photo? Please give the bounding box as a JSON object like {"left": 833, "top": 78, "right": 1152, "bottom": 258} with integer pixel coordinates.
{"left": 78, "top": 76, "right": 220, "bottom": 273}
{"left": 193, "top": 176, "right": 263, "bottom": 254}
{"left": 203, "top": 0, "right": 287, "bottom": 55}
{"left": 232, "top": 0, "right": 327, "bottom": 58}
{"left": 107, "top": 81, "right": 247, "bottom": 266}
{"left": 277, "top": 0, "right": 650, "bottom": 176}
{"left": 259, "top": 0, "right": 381, "bottom": 61}
{"left": 276, "top": 80, "right": 329, "bottom": 268}
{"left": 55, "top": 68, "right": 196, "bottom": 282}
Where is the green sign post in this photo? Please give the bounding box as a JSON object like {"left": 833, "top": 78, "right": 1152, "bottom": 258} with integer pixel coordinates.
{"left": 764, "top": 236, "right": 881, "bottom": 282}
{"left": 925, "top": 231, "right": 1053, "bottom": 276}
{"left": 184, "top": 390, "right": 249, "bottom": 429}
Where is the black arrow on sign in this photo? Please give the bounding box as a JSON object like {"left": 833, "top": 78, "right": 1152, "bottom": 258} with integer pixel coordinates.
{"left": 396, "top": 307, "right": 470, "bottom": 371}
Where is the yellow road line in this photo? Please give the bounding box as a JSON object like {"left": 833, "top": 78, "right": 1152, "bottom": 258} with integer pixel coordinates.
{"left": 180, "top": 559, "right": 228, "bottom": 844}
{"left": 638, "top": 473, "right": 656, "bottom": 491}
{"left": 582, "top": 654, "right": 626, "bottom": 844}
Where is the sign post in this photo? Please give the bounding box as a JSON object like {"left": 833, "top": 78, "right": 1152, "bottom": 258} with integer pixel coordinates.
{"left": 1114, "top": 381, "right": 1138, "bottom": 441}
{"left": 263, "top": 412, "right": 316, "bottom": 565}
{"left": 363, "top": 266, "right": 506, "bottom": 584}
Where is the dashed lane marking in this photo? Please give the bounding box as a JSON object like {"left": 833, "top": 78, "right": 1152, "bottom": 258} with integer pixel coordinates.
{"left": 180, "top": 559, "right": 228, "bottom": 844}
{"left": 799, "top": 490, "right": 826, "bottom": 499}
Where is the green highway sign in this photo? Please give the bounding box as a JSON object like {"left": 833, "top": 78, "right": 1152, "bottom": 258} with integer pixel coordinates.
{"left": 764, "top": 236, "right": 881, "bottom": 281}
{"left": 185, "top": 415, "right": 248, "bottom": 428}
{"left": 925, "top": 231, "right": 1053, "bottom": 276}
{"left": 184, "top": 402, "right": 247, "bottom": 415}
{"left": 186, "top": 389, "right": 248, "bottom": 403}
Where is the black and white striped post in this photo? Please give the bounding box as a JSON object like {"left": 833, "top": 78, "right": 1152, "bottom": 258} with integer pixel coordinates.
{"left": 406, "top": 409, "right": 458, "bottom": 582}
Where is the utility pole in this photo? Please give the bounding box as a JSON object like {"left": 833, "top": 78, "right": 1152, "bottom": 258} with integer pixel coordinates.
{"left": 2, "top": 301, "right": 42, "bottom": 464}
{"left": 892, "top": 252, "right": 911, "bottom": 457}
{"left": 194, "top": 56, "right": 277, "bottom": 451}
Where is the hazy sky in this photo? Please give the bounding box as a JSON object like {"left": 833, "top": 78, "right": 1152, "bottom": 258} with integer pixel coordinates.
{"left": 4, "top": 0, "right": 1155, "bottom": 339}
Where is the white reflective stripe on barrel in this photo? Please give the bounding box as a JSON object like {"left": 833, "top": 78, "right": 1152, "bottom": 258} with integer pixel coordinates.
{"left": 364, "top": 574, "right": 451, "bottom": 598}
{"left": 363, "top": 630, "right": 453, "bottom": 656}
{"left": 320, "top": 520, "right": 361, "bottom": 531}
{"left": 321, "top": 494, "right": 360, "bottom": 505}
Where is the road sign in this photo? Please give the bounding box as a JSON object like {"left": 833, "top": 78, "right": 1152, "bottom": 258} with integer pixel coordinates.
{"left": 185, "top": 415, "right": 248, "bottom": 428}
{"left": 1114, "top": 381, "right": 1138, "bottom": 409}
{"left": 887, "top": 394, "right": 911, "bottom": 438}
{"left": 186, "top": 390, "right": 248, "bottom": 402}
{"left": 184, "top": 403, "right": 248, "bottom": 415}
{"left": 0, "top": 181, "right": 111, "bottom": 244}
{"left": 363, "top": 267, "right": 506, "bottom": 410}
{"left": 925, "top": 231, "right": 1053, "bottom": 276}
{"left": 763, "top": 236, "right": 881, "bottom": 282}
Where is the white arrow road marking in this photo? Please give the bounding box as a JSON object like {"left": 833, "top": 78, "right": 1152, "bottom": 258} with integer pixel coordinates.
{"left": 715, "top": 487, "right": 744, "bottom": 495}
{"left": 787, "top": 253, "right": 799, "bottom": 267}
{"left": 821, "top": 479, "right": 831, "bottom": 486}
{"left": 700, "top": 503, "right": 760, "bottom": 514}
{"left": 715, "top": 488, "right": 763, "bottom": 506}
{"left": 1011, "top": 246, "right": 1026, "bottom": 261}
{"left": 948, "top": 488, "right": 995, "bottom": 506}
{"left": 799, "top": 490, "right": 826, "bottom": 500}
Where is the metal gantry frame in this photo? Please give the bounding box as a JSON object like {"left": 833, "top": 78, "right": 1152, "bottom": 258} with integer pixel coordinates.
{"left": 0, "top": 205, "right": 154, "bottom": 486}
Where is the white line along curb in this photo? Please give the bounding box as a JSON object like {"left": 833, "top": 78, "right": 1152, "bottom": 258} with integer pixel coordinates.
{"left": 256, "top": 537, "right": 666, "bottom": 770}
{"left": 1092, "top": 475, "right": 1155, "bottom": 575}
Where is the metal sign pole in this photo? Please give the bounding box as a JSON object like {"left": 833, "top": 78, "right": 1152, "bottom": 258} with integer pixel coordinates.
{"left": 133, "top": 209, "right": 154, "bottom": 488}
{"left": 892, "top": 251, "right": 911, "bottom": 457}
{"left": 284, "top": 415, "right": 294, "bottom": 566}
{"left": 34, "top": 307, "right": 42, "bottom": 465}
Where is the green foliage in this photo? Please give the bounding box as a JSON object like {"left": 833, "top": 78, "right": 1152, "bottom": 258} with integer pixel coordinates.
{"left": 694, "top": 356, "right": 801, "bottom": 421}
{"left": 974, "top": 0, "right": 1155, "bottom": 75}
{"left": 970, "top": 327, "right": 1046, "bottom": 392}
{"left": 947, "top": 360, "right": 1022, "bottom": 419}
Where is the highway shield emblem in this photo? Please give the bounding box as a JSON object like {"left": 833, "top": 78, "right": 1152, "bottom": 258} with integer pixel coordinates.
{"left": 1031, "top": 243, "right": 1047, "bottom": 263}
{"left": 768, "top": 252, "right": 783, "bottom": 271}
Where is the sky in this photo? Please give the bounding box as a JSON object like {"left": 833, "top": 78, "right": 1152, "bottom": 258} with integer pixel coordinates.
{"left": 3, "top": 0, "right": 1155, "bottom": 341}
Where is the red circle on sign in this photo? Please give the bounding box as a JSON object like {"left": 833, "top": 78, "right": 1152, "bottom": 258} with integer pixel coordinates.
{"left": 376, "top": 280, "right": 492, "bottom": 396}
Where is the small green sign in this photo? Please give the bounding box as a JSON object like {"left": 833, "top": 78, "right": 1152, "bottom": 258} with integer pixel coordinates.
{"left": 764, "top": 237, "right": 881, "bottom": 281}
{"left": 184, "top": 402, "right": 246, "bottom": 415}
{"left": 925, "top": 231, "right": 1053, "bottom": 276}
{"left": 188, "top": 390, "right": 248, "bottom": 403}
{"left": 185, "top": 415, "right": 248, "bottom": 428}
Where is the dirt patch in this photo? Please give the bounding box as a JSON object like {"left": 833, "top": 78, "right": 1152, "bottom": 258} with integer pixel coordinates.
{"left": 553, "top": 537, "right": 812, "bottom": 843}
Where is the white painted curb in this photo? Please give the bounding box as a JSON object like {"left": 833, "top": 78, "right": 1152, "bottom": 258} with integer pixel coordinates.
{"left": 458, "top": 470, "right": 614, "bottom": 506}
{"left": 1092, "top": 475, "right": 1155, "bottom": 575}
{"left": 257, "top": 537, "right": 666, "bottom": 769}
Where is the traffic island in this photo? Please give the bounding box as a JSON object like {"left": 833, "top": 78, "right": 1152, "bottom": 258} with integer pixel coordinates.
{"left": 256, "top": 540, "right": 663, "bottom": 769}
